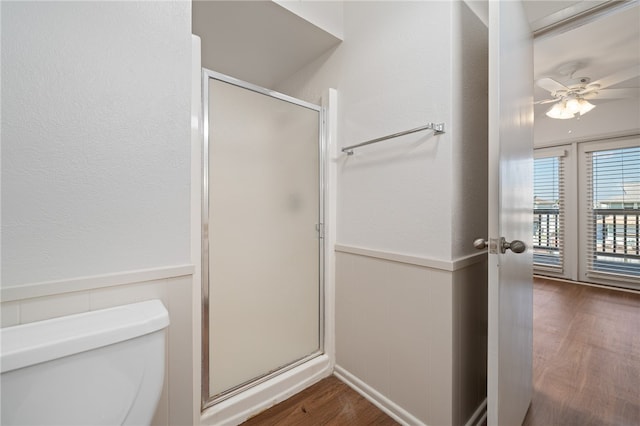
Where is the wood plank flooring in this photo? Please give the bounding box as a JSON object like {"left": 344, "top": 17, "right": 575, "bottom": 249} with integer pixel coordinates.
{"left": 241, "top": 375, "right": 399, "bottom": 425}
{"left": 523, "top": 277, "right": 640, "bottom": 426}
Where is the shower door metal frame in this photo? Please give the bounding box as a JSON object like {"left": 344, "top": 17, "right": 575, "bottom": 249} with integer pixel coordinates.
{"left": 201, "top": 68, "right": 326, "bottom": 411}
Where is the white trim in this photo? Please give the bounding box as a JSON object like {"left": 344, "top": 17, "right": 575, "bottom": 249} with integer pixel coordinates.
{"left": 533, "top": 264, "right": 564, "bottom": 275}
{"left": 534, "top": 148, "right": 566, "bottom": 159}
{"left": 533, "top": 150, "right": 568, "bottom": 277}
{"left": 534, "top": 129, "right": 640, "bottom": 149}
{"left": 1, "top": 264, "right": 195, "bottom": 302}
{"left": 577, "top": 136, "right": 640, "bottom": 289}
{"left": 190, "top": 34, "right": 204, "bottom": 425}
{"left": 534, "top": 274, "right": 640, "bottom": 294}
{"left": 200, "top": 355, "right": 332, "bottom": 426}
{"left": 465, "top": 398, "right": 487, "bottom": 426}
{"left": 322, "top": 88, "right": 338, "bottom": 371}
{"left": 334, "top": 244, "right": 487, "bottom": 272}
{"left": 578, "top": 134, "right": 640, "bottom": 153}
{"left": 334, "top": 365, "right": 424, "bottom": 426}
{"left": 531, "top": 0, "right": 628, "bottom": 38}
{"left": 532, "top": 143, "right": 579, "bottom": 282}
{"left": 584, "top": 272, "right": 640, "bottom": 290}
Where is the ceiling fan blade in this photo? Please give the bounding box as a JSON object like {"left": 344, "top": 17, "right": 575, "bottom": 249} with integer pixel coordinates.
{"left": 536, "top": 77, "right": 569, "bottom": 93}
{"left": 535, "top": 98, "right": 558, "bottom": 104}
{"left": 584, "top": 88, "right": 640, "bottom": 99}
{"left": 576, "top": 83, "right": 600, "bottom": 95}
{"left": 594, "top": 66, "right": 640, "bottom": 89}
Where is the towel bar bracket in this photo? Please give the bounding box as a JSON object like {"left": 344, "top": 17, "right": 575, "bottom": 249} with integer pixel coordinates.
{"left": 432, "top": 122, "right": 445, "bottom": 134}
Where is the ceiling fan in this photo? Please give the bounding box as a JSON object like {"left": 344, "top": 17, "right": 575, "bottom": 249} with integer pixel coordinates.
{"left": 536, "top": 65, "right": 640, "bottom": 119}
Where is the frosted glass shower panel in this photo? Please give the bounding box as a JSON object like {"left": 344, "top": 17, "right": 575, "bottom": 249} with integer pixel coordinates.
{"left": 207, "top": 78, "right": 321, "bottom": 397}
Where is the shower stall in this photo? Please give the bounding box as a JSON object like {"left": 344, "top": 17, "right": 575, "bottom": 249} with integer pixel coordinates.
{"left": 201, "top": 69, "right": 330, "bottom": 419}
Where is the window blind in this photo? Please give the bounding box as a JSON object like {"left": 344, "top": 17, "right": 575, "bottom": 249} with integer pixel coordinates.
{"left": 533, "top": 155, "right": 564, "bottom": 271}
{"left": 586, "top": 146, "right": 640, "bottom": 278}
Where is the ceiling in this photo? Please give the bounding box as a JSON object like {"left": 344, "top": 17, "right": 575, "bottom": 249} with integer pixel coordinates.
{"left": 531, "top": 1, "right": 640, "bottom": 123}
{"left": 192, "top": 0, "right": 638, "bottom": 125}
{"left": 524, "top": 0, "right": 609, "bottom": 31}
{"left": 192, "top": 1, "right": 341, "bottom": 89}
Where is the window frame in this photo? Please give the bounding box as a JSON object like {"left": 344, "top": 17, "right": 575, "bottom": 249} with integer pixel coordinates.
{"left": 578, "top": 136, "right": 640, "bottom": 290}
{"left": 534, "top": 145, "right": 579, "bottom": 280}
{"left": 533, "top": 148, "right": 567, "bottom": 274}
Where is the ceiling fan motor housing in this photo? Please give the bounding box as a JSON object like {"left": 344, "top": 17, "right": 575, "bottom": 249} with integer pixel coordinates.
{"left": 554, "top": 77, "right": 599, "bottom": 98}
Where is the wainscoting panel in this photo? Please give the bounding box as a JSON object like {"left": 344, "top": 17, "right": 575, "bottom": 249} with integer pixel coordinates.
{"left": 335, "top": 251, "right": 453, "bottom": 425}
{"left": 453, "top": 260, "right": 488, "bottom": 426}
{"left": 334, "top": 248, "right": 487, "bottom": 426}
{"left": 0, "top": 268, "right": 195, "bottom": 426}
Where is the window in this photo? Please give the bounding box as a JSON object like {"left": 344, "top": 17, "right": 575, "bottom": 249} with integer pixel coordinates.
{"left": 534, "top": 138, "right": 639, "bottom": 289}
{"left": 533, "top": 154, "right": 565, "bottom": 271}
{"left": 586, "top": 146, "right": 640, "bottom": 278}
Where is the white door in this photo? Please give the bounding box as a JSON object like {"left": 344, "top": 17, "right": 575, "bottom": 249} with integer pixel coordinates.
{"left": 487, "top": 1, "right": 534, "bottom": 425}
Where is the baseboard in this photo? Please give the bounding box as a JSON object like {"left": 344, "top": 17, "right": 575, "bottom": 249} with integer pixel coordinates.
{"left": 464, "top": 398, "right": 487, "bottom": 426}
{"left": 333, "top": 365, "right": 425, "bottom": 426}
{"left": 533, "top": 274, "right": 640, "bottom": 294}
{"left": 200, "top": 355, "right": 332, "bottom": 426}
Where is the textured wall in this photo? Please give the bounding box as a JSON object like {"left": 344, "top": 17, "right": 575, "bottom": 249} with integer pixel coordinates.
{"left": 273, "top": 0, "right": 344, "bottom": 40}
{"left": 335, "top": 251, "right": 455, "bottom": 424}
{"left": 276, "top": 2, "right": 489, "bottom": 424}
{"left": 451, "top": 1, "right": 489, "bottom": 259}
{"left": 1, "top": 1, "right": 192, "bottom": 286}
{"left": 277, "top": 1, "right": 454, "bottom": 260}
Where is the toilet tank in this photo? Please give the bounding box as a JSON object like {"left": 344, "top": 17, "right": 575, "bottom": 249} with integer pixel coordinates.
{"left": 0, "top": 299, "right": 170, "bottom": 426}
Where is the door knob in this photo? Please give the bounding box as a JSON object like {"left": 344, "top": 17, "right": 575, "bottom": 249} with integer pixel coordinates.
{"left": 502, "top": 238, "right": 526, "bottom": 253}
{"left": 473, "top": 237, "right": 525, "bottom": 253}
{"left": 473, "top": 238, "right": 488, "bottom": 250}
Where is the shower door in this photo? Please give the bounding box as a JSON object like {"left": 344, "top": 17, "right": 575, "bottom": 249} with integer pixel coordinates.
{"left": 202, "top": 70, "right": 324, "bottom": 408}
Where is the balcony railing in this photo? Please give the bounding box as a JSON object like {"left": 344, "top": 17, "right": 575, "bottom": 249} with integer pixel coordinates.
{"left": 533, "top": 208, "right": 561, "bottom": 267}
{"left": 591, "top": 209, "right": 640, "bottom": 276}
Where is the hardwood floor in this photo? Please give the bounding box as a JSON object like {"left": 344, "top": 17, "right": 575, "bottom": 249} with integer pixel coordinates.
{"left": 241, "top": 375, "right": 399, "bottom": 425}
{"left": 523, "top": 277, "right": 640, "bottom": 426}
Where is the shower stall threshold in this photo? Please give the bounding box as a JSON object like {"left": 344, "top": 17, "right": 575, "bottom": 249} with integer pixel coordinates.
{"left": 200, "top": 354, "right": 332, "bottom": 426}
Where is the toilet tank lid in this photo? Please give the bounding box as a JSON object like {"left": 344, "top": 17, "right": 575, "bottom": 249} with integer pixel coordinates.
{"left": 0, "top": 299, "right": 169, "bottom": 373}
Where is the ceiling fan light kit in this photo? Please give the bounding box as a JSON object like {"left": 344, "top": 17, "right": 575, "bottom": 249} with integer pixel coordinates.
{"left": 546, "top": 101, "right": 575, "bottom": 119}
{"left": 565, "top": 97, "right": 581, "bottom": 113}
{"left": 577, "top": 98, "right": 596, "bottom": 114}
{"left": 536, "top": 64, "right": 639, "bottom": 120}
{"left": 545, "top": 97, "right": 596, "bottom": 119}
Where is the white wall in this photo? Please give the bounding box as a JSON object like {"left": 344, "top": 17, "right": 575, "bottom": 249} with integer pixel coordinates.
{"left": 278, "top": 1, "right": 454, "bottom": 261}
{"left": 1, "top": 2, "right": 195, "bottom": 425}
{"left": 273, "top": 0, "right": 344, "bottom": 40}
{"left": 276, "top": 2, "right": 488, "bottom": 424}
{"left": 1, "top": 1, "right": 192, "bottom": 286}
{"left": 451, "top": 1, "right": 489, "bottom": 259}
